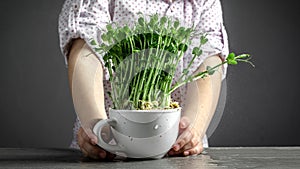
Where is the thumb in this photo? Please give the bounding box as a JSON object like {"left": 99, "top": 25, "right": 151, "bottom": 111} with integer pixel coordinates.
{"left": 84, "top": 128, "right": 98, "bottom": 145}
{"left": 90, "top": 135, "right": 98, "bottom": 145}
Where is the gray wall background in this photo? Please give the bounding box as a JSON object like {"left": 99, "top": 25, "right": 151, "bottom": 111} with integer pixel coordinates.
{"left": 0, "top": 0, "right": 299, "bottom": 148}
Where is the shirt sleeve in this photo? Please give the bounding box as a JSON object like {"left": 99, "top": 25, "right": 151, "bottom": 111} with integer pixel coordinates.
{"left": 185, "top": 0, "right": 229, "bottom": 80}
{"left": 58, "top": 0, "right": 112, "bottom": 79}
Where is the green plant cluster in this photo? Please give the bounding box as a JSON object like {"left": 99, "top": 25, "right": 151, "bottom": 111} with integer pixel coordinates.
{"left": 90, "top": 14, "right": 253, "bottom": 110}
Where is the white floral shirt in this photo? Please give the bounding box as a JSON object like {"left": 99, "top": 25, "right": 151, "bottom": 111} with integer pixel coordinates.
{"left": 58, "top": 0, "right": 228, "bottom": 149}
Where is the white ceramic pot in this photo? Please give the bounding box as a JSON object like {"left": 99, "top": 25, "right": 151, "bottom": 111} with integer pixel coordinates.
{"left": 93, "top": 108, "right": 181, "bottom": 159}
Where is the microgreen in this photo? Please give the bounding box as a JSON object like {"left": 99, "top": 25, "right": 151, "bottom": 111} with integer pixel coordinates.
{"left": 90, "top": 14, "right": 253, "bottom": 110}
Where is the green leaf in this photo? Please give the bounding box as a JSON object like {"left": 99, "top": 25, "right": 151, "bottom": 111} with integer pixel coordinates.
{"left": 90, "top": 39, "right": 97, "bottom": 45}
{"left": 227, "top": 52, "right": 236, "bottom": 60}
{"left": 101, "top": 34, "right": 107, "bottom": 42}
{"left": 198, "top": 49, "right": 203, "bottom": 56}
{"left": 160, "top": 16, "right": 167, "bottom": 25}
{"left": 94, "top": 48, "right": 101, "bottom": 52}
{"left": 206, "top": 66, "right": 215, "bottom": 75}
{"left": 182, "top": 69, "right": 189, "bottom": 75}
{"left": 178, "top": 43, "right": 188, "bottom": 52}
{"left": 227, "top": 60, "right": 238, "bottom": 65}
{"left": 138, "top": 17, "right": 145, "bottom": 26}
{"left": 173, "top": 20, "right": 179, "bottom": 29}
{"left": 117, "top": 31, "right": 126, "bottom": 41}
{"left": 192, "top": 47, "right": 200, "bottom": 56}
{"left": 151, "top": 14, "right": 158, "bottom": 23}
{"left": 178, "top": 27, "right": 185, "bottom": 33}
{"left": 106, "top": 24, "right": 113, "bottom": 31}
{"left": 200, "top": 35, "right": 208, "bottom": 45}
{"left": 123, "top": 26, "right": 130, "bottom": 34}
{"left": 236, "top": 54, "right": 250, "bottom": 59}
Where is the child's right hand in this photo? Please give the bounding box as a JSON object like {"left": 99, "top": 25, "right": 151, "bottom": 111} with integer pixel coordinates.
{"left": 77, "top": 127, "right": 115, "bottom": 160}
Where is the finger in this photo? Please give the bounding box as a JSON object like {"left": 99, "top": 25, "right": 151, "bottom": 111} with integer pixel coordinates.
{"left": 182, "top": 135, "right": 200, "bottom": 150}
{"left": 81, "top": 146, "right": 99, "bottom": 159}
{"left": 169, "top": 127, "right": 201, "bottom": 156}
{"left": 78, "top": 127, "right": 94, "bottom": 144}
{"left": 80, "top": 141, "right": 100, "bottom": 159}
{"left": 169, "top": 140, "right": 202, "bottom": 157}
{"left": 105, "top": 151, "right": 116, "bottom": 161}
{"left": 82, "top": 140, "right": 107, "bottom": 159}
{"left": 78, "top": 127, "right": 97, "bottom": 155}
{"left": 78, "top": 127, "right": 107, "bottom": 159}
{"left": 168, "top": 147, "right": 185, "bottom": 156}
{"left": 82, "top": 127, "right": 98, "bottom": 145}
{"left": 183, "top": 142, "right": 204, "bottom": 156}
{"left": 172, "top": 128, "right": 194, "bottom": 151}
{"left": 169, "top": 140, "right": 197, "bottom": 156}
{"left": 80, "top": 147, "right": 89, "bottom": 157}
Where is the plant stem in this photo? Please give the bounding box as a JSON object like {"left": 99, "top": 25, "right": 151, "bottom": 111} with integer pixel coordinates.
{"left": 168, "top": 61, "right": 227, "bottom": 94}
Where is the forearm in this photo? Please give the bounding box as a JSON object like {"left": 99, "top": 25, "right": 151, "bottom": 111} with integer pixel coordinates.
{"left": 68, "top": 39, "right": 107, "bottom": 129}
{"left": 183, "top": 55, "right": 223, "bottom": 139}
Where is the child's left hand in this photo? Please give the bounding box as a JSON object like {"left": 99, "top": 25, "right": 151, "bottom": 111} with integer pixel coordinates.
{"left": 168, "top": 117, "right": 204, "bottom": 156}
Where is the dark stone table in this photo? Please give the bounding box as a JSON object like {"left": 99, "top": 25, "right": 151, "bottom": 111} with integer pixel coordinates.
{"left": 0, "top": 147, "right": 299, "bottom": 168}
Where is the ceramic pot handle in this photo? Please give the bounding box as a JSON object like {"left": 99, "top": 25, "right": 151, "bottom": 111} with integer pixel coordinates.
{"left": 93, "top": 119, "right": 124, "bottom": 153}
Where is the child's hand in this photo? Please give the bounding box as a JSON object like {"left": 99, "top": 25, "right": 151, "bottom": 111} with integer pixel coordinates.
{"left": 77, "top": 127, "right": 115, "bottom": 160}
{"left": 168, "top": 117, "right": 204, "bottom": 156}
